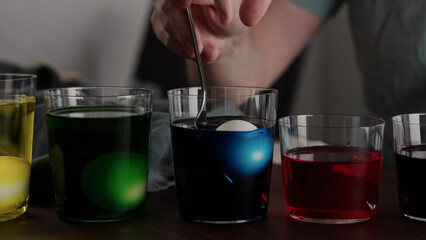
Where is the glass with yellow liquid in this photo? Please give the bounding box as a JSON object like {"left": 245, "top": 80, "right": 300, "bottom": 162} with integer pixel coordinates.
{"left": 0, "top": 74, "right": 36, "bottom": 221}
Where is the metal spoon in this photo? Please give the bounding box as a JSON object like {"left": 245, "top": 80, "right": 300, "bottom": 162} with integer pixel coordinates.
{"left": 185, "top": 8, "right": 207, "bottom": 129}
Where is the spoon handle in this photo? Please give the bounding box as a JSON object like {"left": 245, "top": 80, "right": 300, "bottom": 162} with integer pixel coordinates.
{"left": 185, "top": 8, "right": 206, "bottom": 90}
{"left": 186, "top": 8, "right": 207, "bottom": 128}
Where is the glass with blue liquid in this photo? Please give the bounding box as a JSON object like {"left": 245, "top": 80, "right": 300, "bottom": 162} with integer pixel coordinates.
{"left": 168, "top": 86, "right": 278, "bottom": 223}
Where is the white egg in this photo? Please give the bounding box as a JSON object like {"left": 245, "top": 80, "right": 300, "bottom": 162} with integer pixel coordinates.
{"left": 216, "top": 120, "right": 258, "bottom": 132}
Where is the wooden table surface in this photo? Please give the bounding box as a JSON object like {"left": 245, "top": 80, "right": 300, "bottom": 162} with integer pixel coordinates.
{"left": 2, "top": 163, "right": 426, "bottom": 240}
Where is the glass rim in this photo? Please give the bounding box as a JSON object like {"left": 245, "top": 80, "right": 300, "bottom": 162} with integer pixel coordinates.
{"left": 44, "top": 86, "right": 154, "bottom": 98}
{"left": 279, "top": 114, "right": 385, "bottom": 129}
{"left": 392, "top": 113, "right": 426, "bottom": 125}
{"left": 167, "top": 86, "right": 278, "bottom": 97}
{"left": 0, "top": 73, "right": 37, "bottom": 81}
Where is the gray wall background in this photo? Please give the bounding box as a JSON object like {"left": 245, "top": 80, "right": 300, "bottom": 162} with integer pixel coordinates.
{"left": 0, "top": 2, "right": 365, "bottom": 115}
{"left": 0, "top": 0, "right": 151, "bottom": 86}
{"left": 292, "top": 4, "right": 365, "bottom": 115}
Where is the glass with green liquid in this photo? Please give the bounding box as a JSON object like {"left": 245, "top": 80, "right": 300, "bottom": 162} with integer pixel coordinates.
{"left": 44, "top": 87, "right": 153, "bottom": 222}
{"left": 0, "top": 74, "right": 36, "bottom": 222}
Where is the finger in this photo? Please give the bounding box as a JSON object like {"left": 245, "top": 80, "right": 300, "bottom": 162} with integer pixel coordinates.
{"left": 239, "top": 0, "right": 272, "bottom": 26}
{"left": 151, "top": 6, "right": 188, "bottom": 57}
{"left": 200, "top": 43, "right": 219, "bottom": 64}
{"left": 213, "top": 0, "right": 233, "bottom": 25}
{"left": 161, "top": 0, "right": 201, "bottom": 57}
{"left": 174, "top": 0, "right": 215, "bottom": 8}
{"left": 152, "top": 17, "right": 188, "bottom": 57}
{"left": 173, "top": 0, "right": 191, "bottom": 8}
{"left": 154, "top": 5, "right": 182, "bottom": 44}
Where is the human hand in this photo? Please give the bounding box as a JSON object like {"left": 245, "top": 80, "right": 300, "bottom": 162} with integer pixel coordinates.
{"left": 151, "top": 0, "right": 271, "bottom": 63}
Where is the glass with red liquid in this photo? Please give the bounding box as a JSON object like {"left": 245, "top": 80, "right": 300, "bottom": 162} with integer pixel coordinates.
{"left": 279, "top": 115, "right": 385, "bottom": 224}
{"left": 393, "top": 113, "right": 426, "bottom": 222}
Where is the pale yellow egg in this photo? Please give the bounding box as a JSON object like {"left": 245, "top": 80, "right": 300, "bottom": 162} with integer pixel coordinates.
{"left": 0, "top": 156, "right": 31, "bottom": 214}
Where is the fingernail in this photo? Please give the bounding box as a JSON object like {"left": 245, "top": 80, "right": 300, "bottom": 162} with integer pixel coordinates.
{"left": 201, "top": 45, "right": 213, "bottom": 63}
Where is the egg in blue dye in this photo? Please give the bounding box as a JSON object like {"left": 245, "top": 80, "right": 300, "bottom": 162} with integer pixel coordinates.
{"left": 208, "top": 121, "right": 274, "bottom": 179}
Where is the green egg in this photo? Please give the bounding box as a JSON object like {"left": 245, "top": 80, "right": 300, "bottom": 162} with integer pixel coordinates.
{"left": 81, "top": 152, "right": 148, "bottom": 212}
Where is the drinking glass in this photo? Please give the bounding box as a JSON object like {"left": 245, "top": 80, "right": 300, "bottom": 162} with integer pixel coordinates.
{"left": 392, "top": 113, "right": 426, "bottom": 222}
{"left": 44, "top": 87, "right": 153, "bottom": 222}
{"left": 168, "top": 86, "right": 278, "bottom": 223}
{"left": 0, "top": 74, "right": 36, "bottom": 222}
{"left": 279, "top": 114, "right": 385, "bottom": 224}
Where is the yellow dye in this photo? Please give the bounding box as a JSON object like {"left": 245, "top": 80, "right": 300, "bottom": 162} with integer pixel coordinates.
{"left": 0, "top": 97, "right": 34, "bottom": 213}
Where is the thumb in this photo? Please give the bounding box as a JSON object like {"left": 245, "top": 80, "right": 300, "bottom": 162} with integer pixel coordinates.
{"left": 214, "top": 0, "right": 233, "bottom": 25}
{"left": 239, "top": 0, "right": 272, "bottom": 26}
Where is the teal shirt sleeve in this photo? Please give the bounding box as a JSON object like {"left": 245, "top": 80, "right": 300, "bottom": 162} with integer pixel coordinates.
{"left": 292, "top": 0, "right": 345, "bottom": 18}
